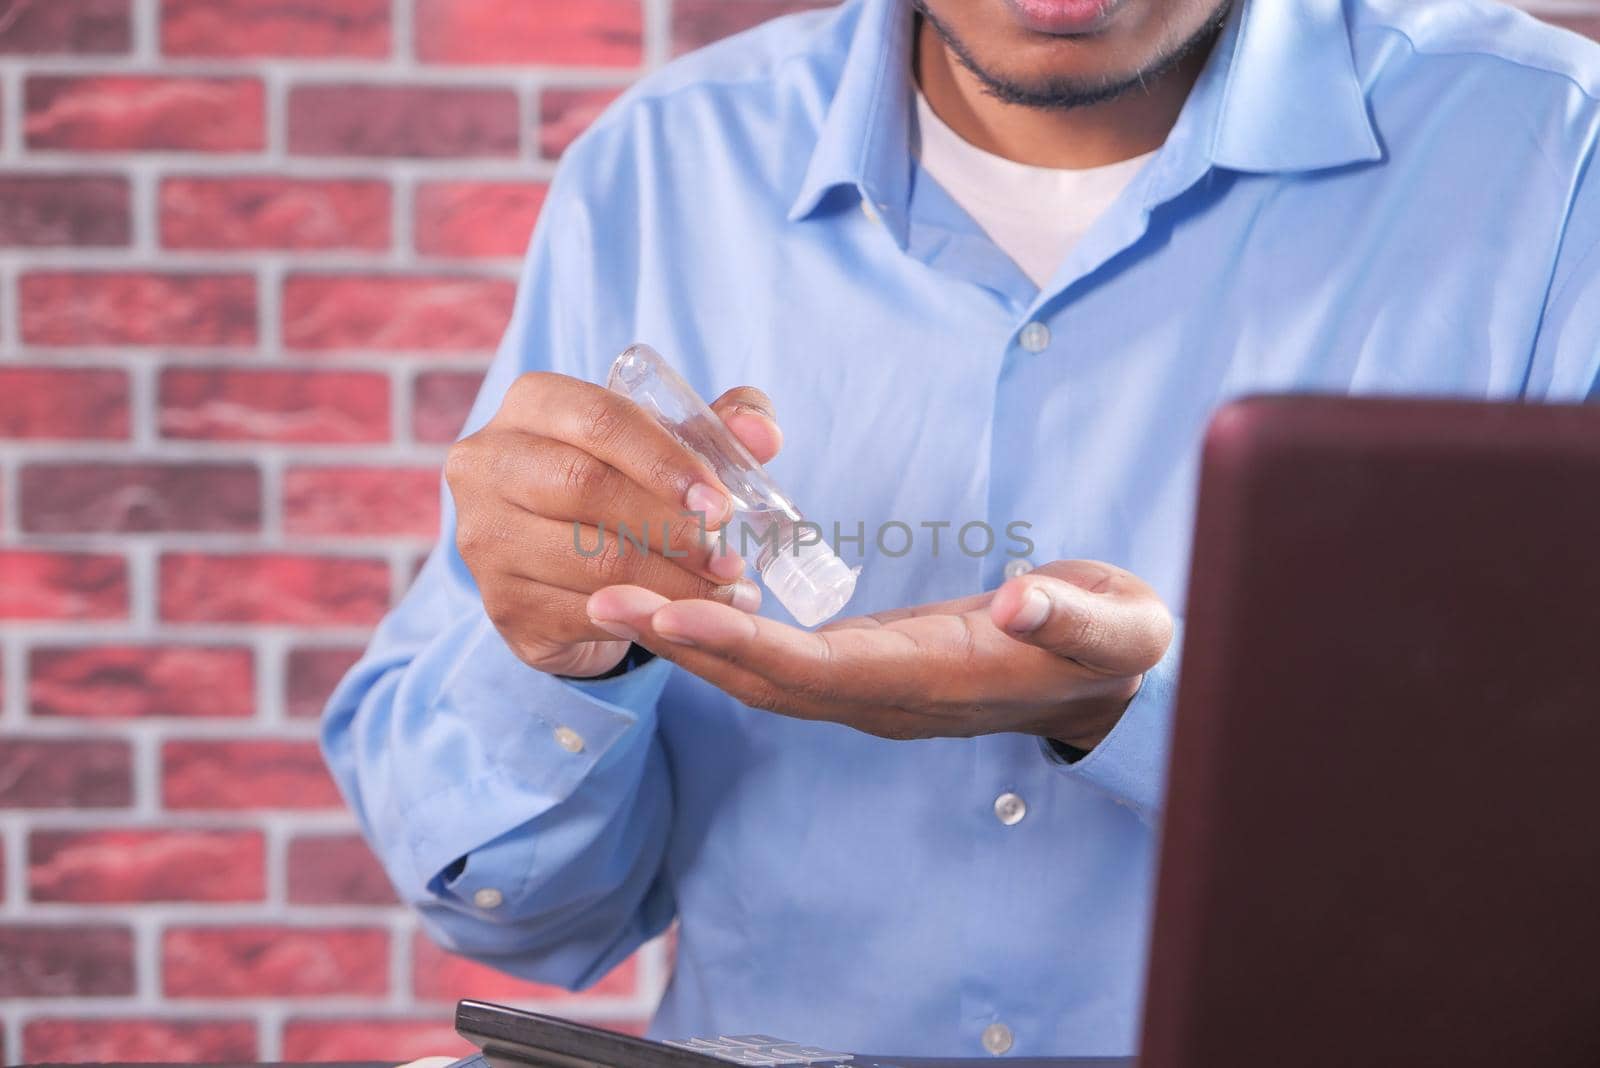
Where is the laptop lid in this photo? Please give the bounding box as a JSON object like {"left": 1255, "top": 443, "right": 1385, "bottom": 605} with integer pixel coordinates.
{"left": 1139, "top": 396, "right": 1600, "bottom": 1067}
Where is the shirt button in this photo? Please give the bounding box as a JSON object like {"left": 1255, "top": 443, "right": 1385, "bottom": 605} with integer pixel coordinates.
{"left": 473, "top": 887, "right": 504, "bottom": 910}
{"left": 553, "top": 726, "right": 585, "bottom": 753}
{"left": 1018, "top": 321, "right": 1051, "bottom": 353}
{"left": 993, "top": 792, "right": 1027, "bottom": 826}
{"left": 861, "top": 199, "right": 880, "bottom": 224}
{"left": 981, "top": 1023, "right": 1013, "bottom": 1055}
{"left": 1002, "top": 558, "right": 1033, "bottom": 580}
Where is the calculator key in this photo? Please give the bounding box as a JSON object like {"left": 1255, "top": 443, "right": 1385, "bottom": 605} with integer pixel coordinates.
{"left": 666, "top": 1040, "right": 727, "bottom": 1052}
{"left": 709, "top": 1049, "right": 786, "bottom": 1065}
{"left": 765, "top": 1046, "right": 854, "bottom": 1063}
{"left": 718, "top": 1036, "right": 790, "bottom": 1048}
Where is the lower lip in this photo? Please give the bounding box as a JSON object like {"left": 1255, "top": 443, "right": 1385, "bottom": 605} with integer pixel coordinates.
{"left": 1006, "top": 0, "right": 1120, "bottom": 35}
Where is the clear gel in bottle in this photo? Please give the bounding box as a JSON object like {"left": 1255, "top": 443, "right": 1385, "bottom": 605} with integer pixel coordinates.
{"left": 607, "top": 343, "right": 859, "bottom": 627}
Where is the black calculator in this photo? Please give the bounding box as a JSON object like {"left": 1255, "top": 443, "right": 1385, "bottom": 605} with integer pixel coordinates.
{"left": 455, "top": 1000, "right": 890, "bottom": 1068}
{"left": 454, "top": 999, "right": 1130, "bottom": 1068}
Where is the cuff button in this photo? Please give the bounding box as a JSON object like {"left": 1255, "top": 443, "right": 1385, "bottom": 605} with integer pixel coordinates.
{"left": 473, "top": 887, "right": 504, "bottom": 910}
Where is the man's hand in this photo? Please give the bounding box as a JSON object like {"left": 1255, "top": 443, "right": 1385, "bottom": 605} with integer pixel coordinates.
{"left": 585, "top": 560, "right": 1173, "bottom": 749}
{"left": 446, "top": 372, "right": 781, "bottom": 678}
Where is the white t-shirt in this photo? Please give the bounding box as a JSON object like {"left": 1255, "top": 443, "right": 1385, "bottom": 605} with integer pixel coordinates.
{"left": 913, "top": 91, "right": 1156, "bottom": 288}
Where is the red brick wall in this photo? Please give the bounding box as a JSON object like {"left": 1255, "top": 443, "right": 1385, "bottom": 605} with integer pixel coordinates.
{"left": 0, "top": 0, "right": 830, "bottom": 1061}
{"left": 0, "top": 0, "right": 1594, "bottom": 1063}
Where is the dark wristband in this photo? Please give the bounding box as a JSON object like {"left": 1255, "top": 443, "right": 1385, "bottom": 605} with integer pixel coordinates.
{"left": 1047, "top": 738, "right": 1092, "bottom": 764}
{"left": 559, "top": 643, "right": 657, "bottom": 682}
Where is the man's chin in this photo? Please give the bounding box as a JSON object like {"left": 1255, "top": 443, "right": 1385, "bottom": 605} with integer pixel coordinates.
{"left": 972, "top": 69, "right": 1152, "bottom": 111}
{"left": 922, "top": 0, "right": 1231, "bottom": 112}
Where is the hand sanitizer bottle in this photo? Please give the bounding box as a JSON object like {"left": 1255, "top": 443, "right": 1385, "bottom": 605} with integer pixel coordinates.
{"left": 607, "top": 343, "right": 859, "bottom": 627}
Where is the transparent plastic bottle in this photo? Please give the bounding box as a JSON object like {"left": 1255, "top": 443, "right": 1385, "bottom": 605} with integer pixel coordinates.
{"left": 607, "top": 343, "right": 859, "bottom": 627}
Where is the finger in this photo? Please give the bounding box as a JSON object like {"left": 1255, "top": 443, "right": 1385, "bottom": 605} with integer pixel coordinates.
{"left": 516, "top": 514, "right": 761, "bottom": 609}
{"left": 585, "top": 586, "right": 828, "bottom": 717}
{"left": 499, "top": 372, "right": 735, "bottom": 524}
{"left": 990, "top": 570, "right": 1173, "bottom": 677}
{"left": 495, "top": 432, "right": 748, "bottom": 583}
{"left": 588, "top": 588, "right": 1105, "bottom": 737}
{"left": 610, "top": 593, "right": 931, "bottom": 707}
{"left": 654, "top": 596, "right": 1097, "bottom": 708}
{"left": 710, "top": 386, "right": 782, "bottom": 464}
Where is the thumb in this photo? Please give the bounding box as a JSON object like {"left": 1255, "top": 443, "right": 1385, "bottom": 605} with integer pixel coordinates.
{"left": 991, "top": 567, "right": 1173, "bottom": 677}
{"left": 710, "top": 386, "right": 782, "bottom": 464}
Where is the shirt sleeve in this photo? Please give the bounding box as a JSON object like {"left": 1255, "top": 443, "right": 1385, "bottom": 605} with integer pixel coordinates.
{"left": 319, "top": 133, "right": 678, "bottom": 990}
{"left": 1038, "top": 616, "right": 1185, "bottom": 825}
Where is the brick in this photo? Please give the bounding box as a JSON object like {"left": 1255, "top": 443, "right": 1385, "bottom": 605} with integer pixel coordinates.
{"left": 0, "top": 925, "right": 134, "bottom": 996}
{"left": 413, "top": 369, "right": 485, "bottom": 443}
{"left": 26, "top": 75, "right": 265, "bottom": 151}
{"left": 538, "top": 87, "right": 623, "bottom": 159}
{"left": 24, "top": 1019, "right": 256, "bottom": 1063}
{"left": 164, "top": 926, "right": 388, "bottom": 998}
{"left": 0, "top": 740, "right": 132, "bottom": 809}
{"left": 672, "top": 0, "right": 834, "bottom": 54}
{"left": 20, "top": 271, "right": 257, "bottom": 347}
{"left": 160, "top": 552, "right": 390, "bottom": 626}
{"left": 282, "top": 1018, "right": 471, "bottom": 1061}
{"left": 416, "top": 181, "right": 546, "bottom": 258}
{"left": 0, "top": 174, "right": 129, "bottom": 246}
{"left": 287, "top": 645, "right": 364, "bottom": 719}
{"left": 0, "top": 0, "right": 131, "bottom": 54}
{"left": 415, "top": 0, "right": 641, "bottom": 66}
{"left": 284, "top": 466, "right": 441, "bottom": 538}
{"left": 287, "top": 833, "right": 397, "bottom": 905}
{"left": 0, "top": 551, "right": 127, "bottom": 621}
{"left": 290, "top": 84, "right": 519, "bottom": 159}
{"left": 284, "top": 274, "right": 515, "bottom": 352}
{"left": 0, "top": 368, "right": 129, "bottom": 440}
{"left": 162, "top": 176, "right": 391, "bottom": 251}
{"left": 161, "top": 739, "right": 343, "bottom": 812}
{"left": 29, "top": 829, "right": 265, "bottom": 903}
{"left": 162, "top": 0, "right": 389, "bottom": 58}
{"left": 414, "top": 932, "right": 640, "bottom": 1002}
{"left": 159, "top": 368, "right": 391, "bottom": 444}
{"left": 19, "top": 462, "right": 261, "bottom": 534}
{"left": 30, "top": 644, "right": 254, "bottom": 719}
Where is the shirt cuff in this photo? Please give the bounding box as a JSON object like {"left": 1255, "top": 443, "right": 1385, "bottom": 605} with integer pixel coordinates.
{"left": 398, "top": 619, "right": 673, "bottom": 891}
{"left": 1039, "top": 616, "right": 1185, "bottom": 824}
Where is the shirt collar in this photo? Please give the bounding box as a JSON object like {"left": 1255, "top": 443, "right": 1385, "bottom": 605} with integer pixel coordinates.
{"left": 788, "top": 0, "right": 1381, "bottom": 230}
{"left": 788, "top": 0, "right": 916, "bottom": 242}
{"left": 1200, "top": 0, "right": 1382, "bottom": 174}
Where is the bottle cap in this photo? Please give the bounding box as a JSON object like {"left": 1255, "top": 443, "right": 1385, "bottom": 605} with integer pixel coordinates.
{"left": 759, "top": 537, "right": 859, "bottom": 628}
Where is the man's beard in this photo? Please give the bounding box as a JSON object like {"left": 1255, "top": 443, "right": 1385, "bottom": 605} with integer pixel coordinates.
{"left": 912, "top": 0, "right": 1233, "bottom": 111}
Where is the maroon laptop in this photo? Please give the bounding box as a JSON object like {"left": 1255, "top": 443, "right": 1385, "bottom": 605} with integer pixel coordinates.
{"left": 1141, "top": 396, "right": 1600, "bottom": 1067}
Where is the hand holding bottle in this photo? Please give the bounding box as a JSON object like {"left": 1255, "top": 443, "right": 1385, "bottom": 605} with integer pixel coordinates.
{"left": 607, "top": 345, "right": 858, "bottom": 628}
{"left": 445, "top": 369, "right": 780, "bottom": 678}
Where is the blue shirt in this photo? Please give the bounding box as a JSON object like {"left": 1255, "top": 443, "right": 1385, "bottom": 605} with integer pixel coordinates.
{"left": 322, "top": 0, "right": 1600, "bottom": 1055}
